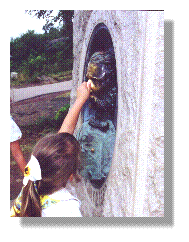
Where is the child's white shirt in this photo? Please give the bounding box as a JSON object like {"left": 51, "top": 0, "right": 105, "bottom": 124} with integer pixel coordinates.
{"left": 41, "top": 188, "right": 82, "bottom": 217}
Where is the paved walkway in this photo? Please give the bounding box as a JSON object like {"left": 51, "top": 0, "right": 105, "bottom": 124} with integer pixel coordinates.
{"left": 10, "top": 80, "right": 72, "bottom": 103}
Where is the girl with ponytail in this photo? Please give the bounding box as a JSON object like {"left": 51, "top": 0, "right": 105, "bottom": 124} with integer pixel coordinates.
{"left": 11, "top": 81, "right": 91, "bottom": 217}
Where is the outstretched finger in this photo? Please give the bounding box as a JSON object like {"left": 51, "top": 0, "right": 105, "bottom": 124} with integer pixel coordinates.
{"left": 87, "top": 80, "right": 91, "bottom": 91}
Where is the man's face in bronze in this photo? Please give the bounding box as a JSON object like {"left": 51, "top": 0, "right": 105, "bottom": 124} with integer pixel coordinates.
{"left": 86, "top": 62, "right": 107, "bottom": 92}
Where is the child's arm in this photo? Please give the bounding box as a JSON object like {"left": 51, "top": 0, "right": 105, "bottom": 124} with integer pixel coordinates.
{"left": 58, "top": 82, "right": 91, "bottom": 134}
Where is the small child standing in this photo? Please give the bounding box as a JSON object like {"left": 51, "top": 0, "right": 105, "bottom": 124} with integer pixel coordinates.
{"left": 10, "top": 81, "right": 91, "bottom": 217}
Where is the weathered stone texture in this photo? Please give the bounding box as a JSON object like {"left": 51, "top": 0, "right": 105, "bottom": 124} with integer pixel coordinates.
{"left": 143, "top": 11, "right": 164, "bottom": 217}
{"left": 72, "top": 10, "right": 164, "bottom": 217}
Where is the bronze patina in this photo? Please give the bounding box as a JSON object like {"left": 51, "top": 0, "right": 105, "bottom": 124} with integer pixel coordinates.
{"left": 86, "top": 50, "right": 117, "bottom": 121}
{"left": 77, "top": 50, "right": 117, "bottom": 189}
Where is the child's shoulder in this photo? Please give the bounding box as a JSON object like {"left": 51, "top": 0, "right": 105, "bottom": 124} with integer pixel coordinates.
{"left": 41, "top": 188, "right": 82, "bottom": 217}
{"left": 49, "top": 188, "right": 79, "bottom": 202}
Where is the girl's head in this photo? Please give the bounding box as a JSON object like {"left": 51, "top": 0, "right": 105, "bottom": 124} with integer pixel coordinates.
{"left": 32, "top": 132, "right": 81, "bottom": 195}
{"left": 18, "top": 132, "right": 81, "bottom": 217}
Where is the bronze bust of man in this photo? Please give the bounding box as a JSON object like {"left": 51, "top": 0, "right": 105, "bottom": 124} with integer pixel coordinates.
{"left": 86, "top": 50, "right": 117, "bottom": 121}
{"left": 77, "top": 50, "right": 117, "bottom": 188}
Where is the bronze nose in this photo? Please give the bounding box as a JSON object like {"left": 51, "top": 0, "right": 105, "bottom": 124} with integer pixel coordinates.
{"left": 91, "top": 148, "right": 95, "bottom": 153}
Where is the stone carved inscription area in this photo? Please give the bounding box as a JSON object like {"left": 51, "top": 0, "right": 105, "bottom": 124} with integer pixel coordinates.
{"left": 77, "top": 50, "right": 117, "bottom": 189}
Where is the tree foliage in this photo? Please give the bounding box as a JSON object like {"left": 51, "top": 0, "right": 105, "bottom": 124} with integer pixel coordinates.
{"left": 10, "top": 10, "right": 74, "bottom": 81}
{"left": 25, "top": 10, "right": 74, "bottom": 37}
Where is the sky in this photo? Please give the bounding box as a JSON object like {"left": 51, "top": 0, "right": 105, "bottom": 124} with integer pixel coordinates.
{"left": 9, "top": 10, "right": 59, "bottom": 39}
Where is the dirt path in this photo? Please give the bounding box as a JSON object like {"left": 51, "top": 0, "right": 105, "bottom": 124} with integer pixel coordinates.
{"left": 10, "top": 91, "right": 70, "bottom": 201}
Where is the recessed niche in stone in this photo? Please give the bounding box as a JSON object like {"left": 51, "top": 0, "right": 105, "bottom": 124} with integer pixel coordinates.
{"left": 77, "top": 23, "right": 118, "bottom": 189}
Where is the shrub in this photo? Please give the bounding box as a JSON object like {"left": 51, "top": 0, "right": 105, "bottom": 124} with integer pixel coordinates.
{"left": 28, "top": 55, "right": 47, "bottom": 76}
{"left": 54, "top": 104, "right": 70, "bottom": 126}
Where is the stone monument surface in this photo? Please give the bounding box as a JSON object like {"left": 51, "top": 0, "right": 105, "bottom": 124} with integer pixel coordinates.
{"left": 71, "top": 10, "right": 164, "bottom": 217}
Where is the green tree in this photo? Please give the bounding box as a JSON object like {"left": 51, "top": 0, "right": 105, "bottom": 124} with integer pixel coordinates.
{"left": 10, "top": 30, "right": 48, "bottom": 72}
{"left": 26, "top": 10, "right": 74, "bottom": 66}
{"left": 10, "top": 10, "right": 74, "bottom": 80}
{"left": 25, "top": 10, "right": 74, "bottom": 37}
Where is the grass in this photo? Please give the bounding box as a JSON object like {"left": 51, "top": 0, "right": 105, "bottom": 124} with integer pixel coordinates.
{"left": 48, "top": 70, "right": 72, "bottom": 81}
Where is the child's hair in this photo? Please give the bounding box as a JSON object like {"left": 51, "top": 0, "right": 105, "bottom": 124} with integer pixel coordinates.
{"left": 17, "top": 132, "right": 81, "bottom": 217}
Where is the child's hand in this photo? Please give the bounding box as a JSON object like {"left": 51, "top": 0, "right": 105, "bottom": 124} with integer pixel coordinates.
{"left": 59, "top": 81, "right": 91, "bottom": 134}
{"left": 76, "top": 81, "right": 91, "bottom": 104}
